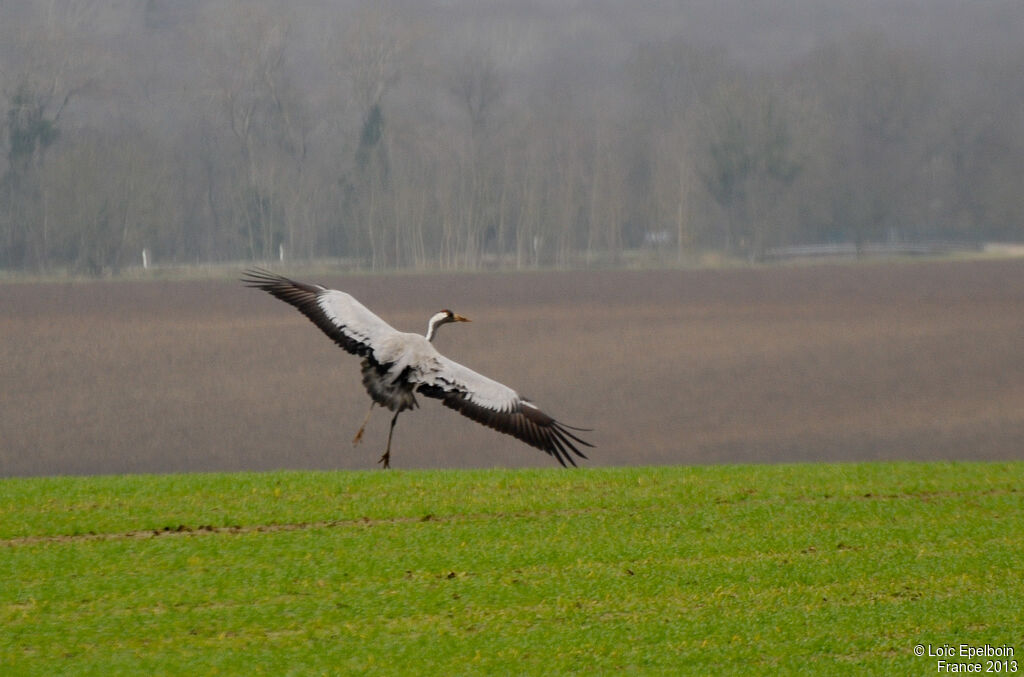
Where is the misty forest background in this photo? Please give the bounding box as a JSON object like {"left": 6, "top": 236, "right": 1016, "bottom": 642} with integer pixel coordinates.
{"left": 2, "top": 0, "right": 1023, "bottom": 275}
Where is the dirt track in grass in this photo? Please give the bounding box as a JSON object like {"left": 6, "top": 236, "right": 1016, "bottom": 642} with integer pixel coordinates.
{"left": 3, "top": 259, "right": 1023, "bottom": 476}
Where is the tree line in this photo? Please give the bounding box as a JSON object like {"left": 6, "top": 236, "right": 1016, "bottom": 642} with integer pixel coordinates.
{"left": 2, "top": 1, "right": 1023, "bottom": 274}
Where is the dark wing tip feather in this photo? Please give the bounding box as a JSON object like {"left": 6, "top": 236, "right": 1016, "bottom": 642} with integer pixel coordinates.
{"left": 552, "top": 421, "right": 593, "bottom": 433}
{"left": 241, "top": 267, "right": 373, "bottom": 359}
{"left": 544, "top": 417, "right": 593, "bottom": 464}
{"left": 426, "top": 390, "right": 592, "bottom": 467}
{"left": 241, "top": 268, "right": 322, "bottom": 300}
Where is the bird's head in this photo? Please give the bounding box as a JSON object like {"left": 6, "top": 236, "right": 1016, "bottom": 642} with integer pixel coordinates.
{"left": 426, "top": 309, "right": 470, "bottom": 342}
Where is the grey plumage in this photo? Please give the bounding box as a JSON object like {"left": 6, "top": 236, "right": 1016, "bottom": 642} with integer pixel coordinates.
{"left": 242, "top": 268, "right": 591, "bottom": 468}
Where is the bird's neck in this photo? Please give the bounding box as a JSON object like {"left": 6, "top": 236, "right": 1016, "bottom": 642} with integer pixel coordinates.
{"left": 425, "top": 319, "right": 441, "bottom": 342}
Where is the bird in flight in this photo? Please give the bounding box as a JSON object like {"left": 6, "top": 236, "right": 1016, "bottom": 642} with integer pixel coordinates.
{"left": 242, "top": 269, "right": 591, "bottom": 468}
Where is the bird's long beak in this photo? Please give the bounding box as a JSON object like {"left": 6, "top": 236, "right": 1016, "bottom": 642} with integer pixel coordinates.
{"left": 453, "top": 314, "right": 471, "bottom": 322}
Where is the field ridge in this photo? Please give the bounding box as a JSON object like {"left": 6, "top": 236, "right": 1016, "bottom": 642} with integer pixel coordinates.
{"left": 4, "top": 483, "right": 1020, "bottom": 548}
{"left": 0, "top": 505, "right": 607, "bottom": 547}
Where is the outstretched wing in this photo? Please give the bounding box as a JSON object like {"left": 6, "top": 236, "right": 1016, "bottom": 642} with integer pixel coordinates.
{"left": 412, "top": 354, "right": 592, "bottom": 467}
{"left": 242, "top": 268, "right": 399, "bottom": 360}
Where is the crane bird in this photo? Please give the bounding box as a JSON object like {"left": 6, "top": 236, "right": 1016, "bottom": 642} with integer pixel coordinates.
{"left": 242, "top": 269, "right": 591, "bottom": 468}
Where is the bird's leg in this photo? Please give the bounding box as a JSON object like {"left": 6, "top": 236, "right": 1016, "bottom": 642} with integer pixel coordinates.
{"left": 352, "top": 402, "right": 375, "bottom": 446}
{"left": 378, "top": 411, "right": 400, "bottom": 469}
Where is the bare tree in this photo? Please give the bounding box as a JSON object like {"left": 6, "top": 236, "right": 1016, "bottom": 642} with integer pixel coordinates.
{"left": 198, "top": 2, "right": 314, "bottom": 262}
{"left": 0, "top": 0, "right": 102, "bottom": 269}
{"left": 651, "top": 120, "right": 701, "bottom": 263}
{"left": 797, "top": 34, "right": 939, "bottom": 250}
{"left": 697, "top": 82, "right": 801, "bottom": 258}
{"left": 450, "top": 46, "right": 507, "bottom": 138}
{"left": 38, "top": 129, "right": 173, "bottom": 274}
{"left": 330, "top": 4, "right": 418, "bottom": 268}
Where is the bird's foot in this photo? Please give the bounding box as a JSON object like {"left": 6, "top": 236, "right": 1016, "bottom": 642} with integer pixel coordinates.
{"left": 352, "top": 427, "right": 365, "bottom": 446}
{"left": 377, "top": 451, "right": 391, "bottom": 469}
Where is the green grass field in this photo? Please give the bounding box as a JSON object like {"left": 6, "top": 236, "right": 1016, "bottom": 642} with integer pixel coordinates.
{"left": 2, "top": 462, "right": 1022, "bottom": 675}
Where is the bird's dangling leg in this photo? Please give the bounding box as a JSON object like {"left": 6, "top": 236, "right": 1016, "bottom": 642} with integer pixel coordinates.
{"left": 352, "top": 402, "right": 375, "bottom": 446}
{"left": 378, "top": 410, "right": 401, "bottom": 469}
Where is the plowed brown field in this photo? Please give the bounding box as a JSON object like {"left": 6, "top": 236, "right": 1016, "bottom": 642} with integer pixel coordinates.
{"left": 3, "top": 260, "right": 1023, "bottom": 476}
